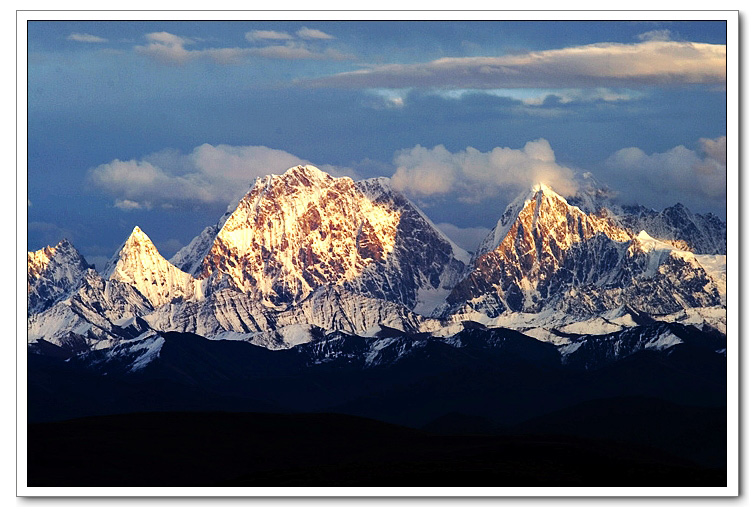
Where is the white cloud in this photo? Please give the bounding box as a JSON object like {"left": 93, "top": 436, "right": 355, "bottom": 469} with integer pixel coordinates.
{"left": 604, "top": 136, "right": 726, "bottom": 207}
{"left": 305, "top": 40, "right": 725, "bottom": 89}
{"left": 249, "top": 44, "right": 353, "bottom": 61}
{"left": 135, "top": 31, "right": 352, "bottom": 64}
{"left": 90, "top": 144, "right": 356, "bottom": 210}
{"left": 245, "top": 30, "right": 293, "bottom": 41}
{"left": 296, "top": 27, "right": 336, "bottom": 40}
{"left": 636, "top": 29, "right": 673, "bottom": 42}
{"left": 67, "top": 33, "right": 108, "bottom": 43}
{"left": 435, "top": 223, "right": 491, "bottom": 252}
{"left": 390, "top": 139, "right": 578, "bottom": 203}
{"left": 135, "top": 32, "right": 195, "bottom": 64}
{"left": 365, "top": 88, "right": 411, "bottom": 109}
{"left": 699, "top": 135, "right": 726, "bottom": 165}
{"left": 114, "top": 199, "right": 147, "bottom": 211}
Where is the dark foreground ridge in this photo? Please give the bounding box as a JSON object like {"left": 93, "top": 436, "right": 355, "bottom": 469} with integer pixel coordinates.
{"left": 28, "top": 411, "right": 725, "bottom": 487}
{"left": 28, "top": 329, "right": 726, "bottom": 487}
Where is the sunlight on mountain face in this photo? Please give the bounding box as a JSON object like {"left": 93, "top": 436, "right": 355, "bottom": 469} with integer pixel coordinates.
{"left": 28, "top": 164, "right": 725, "bottom": 356}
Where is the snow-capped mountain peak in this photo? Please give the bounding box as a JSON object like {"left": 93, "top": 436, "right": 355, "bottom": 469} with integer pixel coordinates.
{"left": 28, "top": 239, "right": 80, "bottom": 280}
{"left": 443, "top": 182, "right": 723, "bottom": 318}
{"left": 191, "top": 164, "right": 466, "bottom": 314}
{"left": 104, "top": 226, "right": 157, "bottom": 276}
{"left": 531, "top": 182, "right": 558, "bottom": 195}
{"left": 104, "top": 226, "right": 196, "bottom": 309}
{"left": 27, "top": 239, "right": 90, "bottom": 315}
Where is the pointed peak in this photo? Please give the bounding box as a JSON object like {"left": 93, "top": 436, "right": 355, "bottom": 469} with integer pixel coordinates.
{"left": 663, "top": 202, "right": 690, "bottom": 215}
{"left": 111, "top": 226, "right": 157, "bottom": 260}
{"left": 29, "top": 239, "right": 83, "bottom": 264}
{"left": 528, "top": 182, "right": 574, "bottom": 209}
{"left": 125, "top": 225, "right": 154, "bottom": 245}
{"left": 104, "top": 226, "right": 163, "bottom": 279}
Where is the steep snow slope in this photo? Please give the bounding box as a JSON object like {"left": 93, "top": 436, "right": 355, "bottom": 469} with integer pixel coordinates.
{"left": 567, "top": 188, "right": 726, "bottom": 255}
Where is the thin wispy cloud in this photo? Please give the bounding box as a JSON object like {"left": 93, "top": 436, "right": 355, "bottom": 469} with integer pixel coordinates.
{"left": 304, "top": 40, "right": 725, "bottom": 89}
{"left": 296, "top": 27, "right": 336, "bottom": 40}
{"left": 67, "top": 33, "right": 108, "bottom": 43}
{"left": 636, "top": 29, "right": 673, "bottom": 42}
{"left": 249, "top": 44, "right": 352, "bottom": 61}
{"left": 136, "top": 31, "right": 352, "bottom": 65}
{"left": 245, "top": 29, "right": 293, "bottom": 41}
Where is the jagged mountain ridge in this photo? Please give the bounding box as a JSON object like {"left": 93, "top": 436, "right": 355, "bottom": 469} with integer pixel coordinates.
{"left": 612, "top": 203, "right": 726, "bottom": 255}
{"left": 28, "top": 165, "right": 726, "bottom": 360}
{"left": 567, "top": 189, "right": 726, "bottom": 255}
{"left": 27, "top": 268, "right": 153, "bottom": 351}
{"left": 442, "top": 184, "right": 724, "bottom": 319}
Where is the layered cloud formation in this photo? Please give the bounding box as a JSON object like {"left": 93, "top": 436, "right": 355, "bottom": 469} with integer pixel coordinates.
{"left": 305, "top": 40, "right": 725, "bottom": 89}
{"left": 390, "top": 139, "right": 578, "bottom": 203}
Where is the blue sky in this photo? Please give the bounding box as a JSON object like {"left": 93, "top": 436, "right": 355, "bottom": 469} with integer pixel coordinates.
{"left": 26, "top": 20, "right": 727, "bottom": 268}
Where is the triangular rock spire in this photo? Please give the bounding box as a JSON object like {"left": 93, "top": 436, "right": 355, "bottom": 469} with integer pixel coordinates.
{"left": 105, "top": 226, "right": 195, "bottom": 308}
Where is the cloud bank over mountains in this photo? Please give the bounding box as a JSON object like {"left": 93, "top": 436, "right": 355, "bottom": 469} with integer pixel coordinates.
{"left": 89, "top": 135, "right": 726, "bottom": 219}
{"left": 604, "top": 136, "right": 726, "bottom": 210}
{"left": 390, "top": 139, "right": 578, "bottom": 203}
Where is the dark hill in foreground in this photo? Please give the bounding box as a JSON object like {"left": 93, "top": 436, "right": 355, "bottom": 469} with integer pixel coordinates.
{"left": 27, "top": 411, "right": 725, "bottom": 487}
